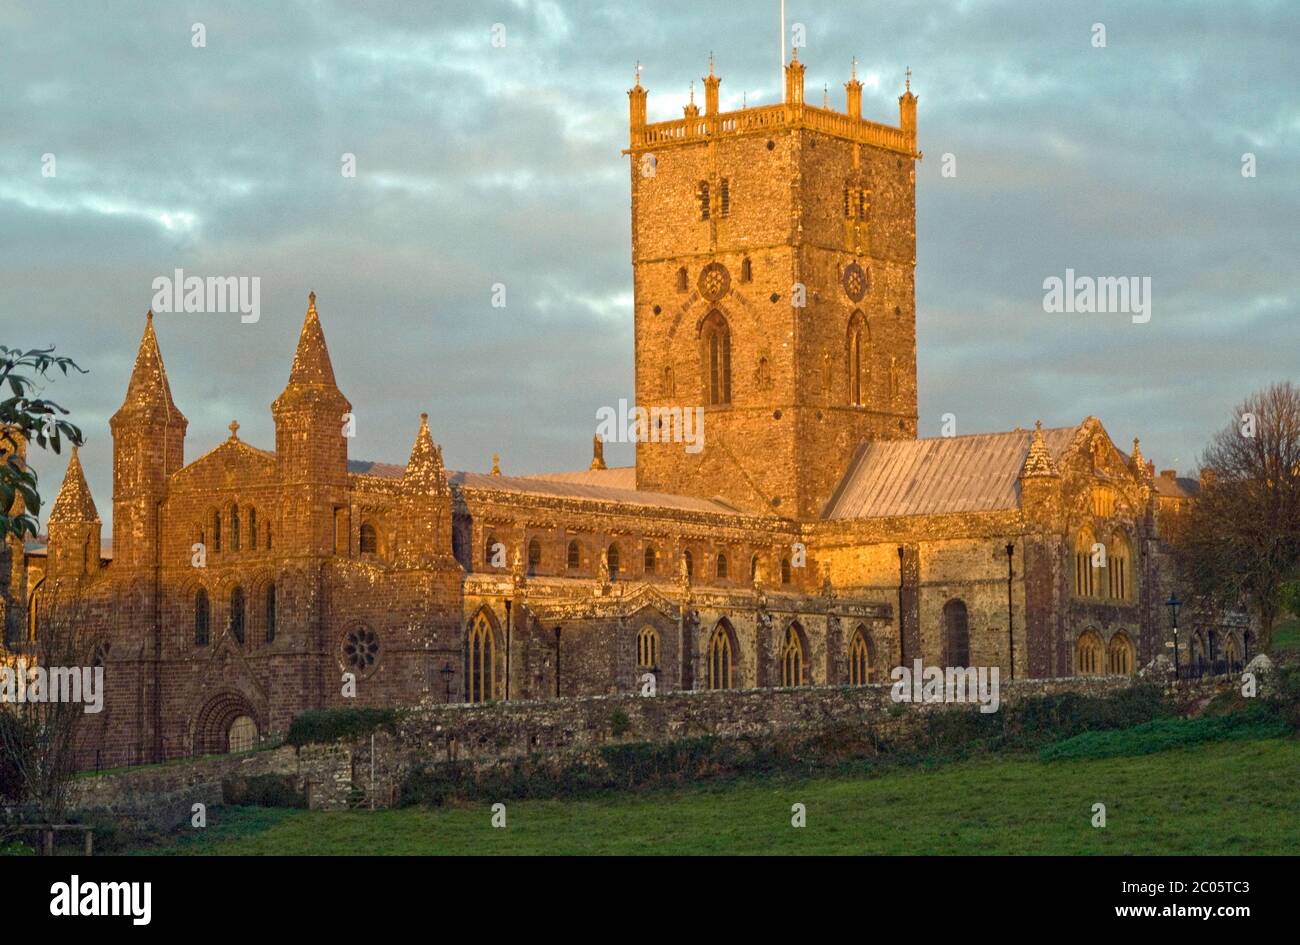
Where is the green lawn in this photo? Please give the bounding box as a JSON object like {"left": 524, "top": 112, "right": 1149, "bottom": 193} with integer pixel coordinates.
{"left": 1272, "top": 617, "right": 1300, "bottom": 657}
{"left": 140, "top": 737, "right": 1299, "bottom": 855}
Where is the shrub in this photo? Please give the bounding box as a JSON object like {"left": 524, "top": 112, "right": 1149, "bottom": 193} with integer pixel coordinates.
{"left": 1040, "top": 707, "right": 1290, "bottom": 762}
{"left": 286, "top": 707, "right": 400, "bottom": 747}
{"left": 222, "top": 773, "right": 306, "bottom": 808}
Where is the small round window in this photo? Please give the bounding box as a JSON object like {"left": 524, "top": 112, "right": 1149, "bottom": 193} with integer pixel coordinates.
{"left": 341, "top": 626, "right": 381, "bottom": 675}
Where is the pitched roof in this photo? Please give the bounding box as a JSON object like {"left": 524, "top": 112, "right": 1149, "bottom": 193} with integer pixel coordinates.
{"left": 1153, "top": 472, "right": 1200, "bottom": 500}
{"left": 824, "top": 425, "right": 1080, "bottom": 519}
{"left": 347, "top": 459, "right": 730, "bottom": 513}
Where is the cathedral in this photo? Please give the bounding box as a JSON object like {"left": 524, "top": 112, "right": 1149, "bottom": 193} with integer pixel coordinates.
{"left": 6, "top": 53, "right": 1229, "bottom": 767}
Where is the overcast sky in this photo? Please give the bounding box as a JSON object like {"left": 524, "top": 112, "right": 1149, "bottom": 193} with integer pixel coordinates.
{"left": 2, "top": 0, "right": 1296, "bottom": 531}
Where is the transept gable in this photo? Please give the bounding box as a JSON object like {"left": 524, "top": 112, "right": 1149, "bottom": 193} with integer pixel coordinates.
{"left": 169, "top": 431, "right": 276, "bottom": 492}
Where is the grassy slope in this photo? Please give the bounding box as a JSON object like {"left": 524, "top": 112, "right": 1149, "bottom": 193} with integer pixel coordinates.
{"left": 1272, "top": 617, "right": 1300, "bottom": 657}
{"left": 145, "top": 737, "right": 1298, "bottom": 856}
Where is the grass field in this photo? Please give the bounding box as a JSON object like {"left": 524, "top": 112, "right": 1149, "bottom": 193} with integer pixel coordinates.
{"left": 139, "top": 736, "right": 1299, "bottom": 856}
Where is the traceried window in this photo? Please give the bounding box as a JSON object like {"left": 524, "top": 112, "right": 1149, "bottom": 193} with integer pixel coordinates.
{"left": 1106, "top": 631, "right": 1135, "bottom": 675}
{"left": 637, "top": 626, "right": 660, "bottom": 669}
{"left": 781, "top": 624, "right": 805, "bottom": 687}
{"left": 707, "top": 623, "right": 734, "bottom": 690}
{"left": 1076, "top": 629, "right": 1104, "bottom": 675}
{"left": 701, "top": 310, "right": 732, "bottom": 406}
{"left": 468, "top": 613, "right": 496, "bottom": 703}
{"left": 1108, "top": 533, "right": 1132, "bottom": 600}
{"left": 567, "top": 539, "right": 580, "bottom": 570}
{"left": 848, "top": 627, "right": 873, "bottom": 685}
{"left": 1074, "top": 529, "right": 1097, "bottom": 598}
{"left": 342, "top": 625, "right": 380, "bottom": 676}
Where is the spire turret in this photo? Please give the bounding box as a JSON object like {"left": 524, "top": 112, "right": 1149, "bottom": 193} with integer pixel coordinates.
{"left": 1021, "top": 421, "right": 1060, "bottom": 478}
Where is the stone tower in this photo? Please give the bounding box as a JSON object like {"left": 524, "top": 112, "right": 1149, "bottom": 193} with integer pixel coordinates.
{"left": 271, "top": 292, "right": 352, "bottom": 554}
{"left": 627, "top": 54, "right": 920, "bottom": 519}
{"left": 109, "top": 312, "right": 187, "bottom": 569}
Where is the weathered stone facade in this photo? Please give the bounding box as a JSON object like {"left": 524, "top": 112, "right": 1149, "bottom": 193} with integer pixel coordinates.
{"left": 4, "top": 54, "right": 1249, "bottom": 771}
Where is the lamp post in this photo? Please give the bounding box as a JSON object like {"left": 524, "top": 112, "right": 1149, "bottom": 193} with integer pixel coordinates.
{"left": 1005, "top": 542, "right": 1016, "bottom": 680}
{"left": 1166, "top": 594, "right": 1182, "bottom": 680}
{"left": 440, "top": 661, "right": 454, "bottom": 703}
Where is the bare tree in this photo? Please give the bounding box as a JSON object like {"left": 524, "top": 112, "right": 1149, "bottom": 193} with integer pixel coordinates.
{"left": 0, "top": 589, "right": 103, "bottom": 833}
{"left": 1172, "top": 382, "right": 1300, "bottom": 652}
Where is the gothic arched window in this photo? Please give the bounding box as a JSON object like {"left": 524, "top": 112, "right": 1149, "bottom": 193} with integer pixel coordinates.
{"left": 701, "top": 311, "right": 732, "bottom": 406}
{"left": 643, "top": 544, "right": 657, "bottom": 575}
{"left": 230, "top": 505, "right": 240, "bottom": 552}
{"left": 847, "top": 312, "right": 868, "bottom": 406}
{"left": 716, "top": 552, "right": 728, "bottom": 580}
{"left": 248, "top": 508, "right": 257, "bottom": 549}
{"left": 1076, "top": 629, "right": 1104, "bottom": 676}
{"left": 567, "top": 539, "right": 580, "bottom": 570}
{"left": 1106, "top": 631, "right": 1135, "bottom": 675}
{"left": 637, "top": 626, "right": 659, "bottom": 669}
{"left": 211, "top": 510, "right": 222, "bottom": 552}
{"left": 707, "top": 623, "right": 734, "bottom": 690}
{"left": 468, "top": 612, "right": 497, "bottom": 704}
{"left": 781, "top": 624, "right": 805, "bottom": 687}
{"left": 848, "top": 627, "right": 873, "bottom": 685}
{"left": 1074, "top": 529, "right": 1097, "bottom": 598}
{"left": 527, "top": 538, "right": 542, "bottom": 575}
{"left": 607, "top": 544, "right": 621, "bottom": 580}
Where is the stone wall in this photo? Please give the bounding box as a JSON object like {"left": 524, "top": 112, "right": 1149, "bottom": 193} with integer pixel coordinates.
{"left": 66, "top": 674, "right": 1229, "bottom": 824}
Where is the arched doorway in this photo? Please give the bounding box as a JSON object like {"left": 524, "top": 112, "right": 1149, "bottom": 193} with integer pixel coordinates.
{"left": 228, "top": 715, "right": 258, "bottom": 753}
{"left": 193, "top": 692, "right": 259, "bottom": 756}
